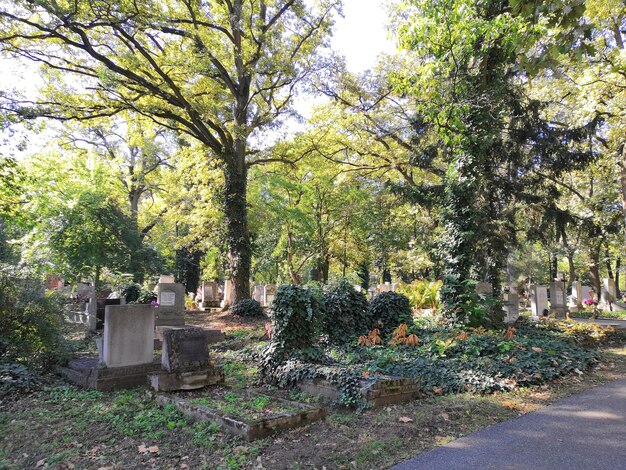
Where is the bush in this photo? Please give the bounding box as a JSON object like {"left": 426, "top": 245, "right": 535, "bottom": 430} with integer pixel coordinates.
{"left": 0, "top": 362, "right": 41, "bottom": 398}
{"left": 322, "top": 279, "right": 370, "bottom": 344}
{"left": 261, "top": 285, "right": 323, "bottom": 377}
{"left": 231, "top": 299, "right": 265, "bottom": 318}
{"left": 397, "top": 280, "right": 442, "bottom": 310}
{"left": 368, "top": 292, "right": 413, "bottom": 336}
{"left": 0, "top": 268, "right": 70, "bottom": 368}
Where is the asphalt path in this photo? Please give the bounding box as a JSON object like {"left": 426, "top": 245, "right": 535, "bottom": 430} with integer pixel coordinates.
{"left": 391, "top": 379, "right": 626, "bottom": 470}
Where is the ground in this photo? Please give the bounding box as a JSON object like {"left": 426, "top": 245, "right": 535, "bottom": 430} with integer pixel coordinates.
{"left": 1, "top": 312, "right": 625, "bottom": 470}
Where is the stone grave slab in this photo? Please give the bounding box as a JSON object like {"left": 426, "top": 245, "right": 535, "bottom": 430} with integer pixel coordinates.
{"left": 156, "top": 390, "right": 325, "bottom": 441}
{"left": 58, "top": 357, "right": 161, "bottom": 391}
{"left": 101, "top": 304, "right": 156, "bottom": 367}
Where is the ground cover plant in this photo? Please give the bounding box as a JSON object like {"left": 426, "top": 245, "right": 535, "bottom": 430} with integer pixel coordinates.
{"left": 1, "top": 310, "right": 625, "bottom": 470}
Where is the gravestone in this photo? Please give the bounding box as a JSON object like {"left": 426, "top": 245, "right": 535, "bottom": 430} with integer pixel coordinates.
{"left": 602, "top": 278, "right": 617, "bottom": 304}
{"left": 391, "top": 283, "right": 398, "bottom": 292}
{"left": 252, "top": 285, "right": 265, "bottom": 305}
{"left": 150, "top": 326, "right": 225, "bottom": 391}
{"left": 76, "top": 283, "right": 94, "bottom": 302}
{"left": 159, "top": 274, "right": 176, "bottom": 284}
{"left": 264, "top": 284, "right": 276, "bottom": 306}
{"left": 549, "top": 281, "right": 567, "bottom": 318}
{"left": 571, "top": 281, "right": 583, "bottom": 306}
{"left": 582, "top": 286, "right": 593, "bottom": 301}
{"left": 503, "top": 290, "right": 519, "bottom": 323}
{"left": 201, "top": 281, "right": 221, "bottom": 308}
{"left": 367, "top": 287, "right": 376, "bottom": 299}
{"left": 556, "top": 271, "right": 567, "bottom": 281}
{"left": 378, "top": 283, "right": 392, "bottom": 293}
{"left": 156, "top": 283, "right": 185, "bottom": 326}
{"left": 531, "top": 285, "right": 548, "bottom": 318}
{"left": 222, "top": 280, "right": 233, "bottom": 308}
{"left": 88, "top": 298, "right": 122, "bottom": 332}
{"left": 354, "top": 284, "right": 362, "bottom": 292}
{"left": 476, "top": 282, "right": 492, "bottom": 299}
{"left": 100, "top": 304, "right": 156, "bottom": 367}
{"left": 161, "top": 327, "right": 211, "bottom": 372}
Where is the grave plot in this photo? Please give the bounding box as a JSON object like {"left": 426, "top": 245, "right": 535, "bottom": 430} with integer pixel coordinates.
{"left": 155, "top": 387, "right": 325, "bottom": 441}
{"left": 297, "top": 373, "right": 421, "bottom": 408}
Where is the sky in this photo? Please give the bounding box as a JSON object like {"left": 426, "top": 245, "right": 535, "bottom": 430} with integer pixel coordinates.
{"left": 331, "top": 0, "right": 397, "bottom": 72}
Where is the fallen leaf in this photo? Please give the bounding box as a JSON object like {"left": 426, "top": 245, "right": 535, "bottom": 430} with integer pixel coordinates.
{"left": 532, "top": 347, "right": 542, "bottom": 352}
{"left": 441, "top": 412, "right": 449, "bottom": 421}
{"left": 138, "top": 445, "right": 148, "bottom": 453}
{"left": 36, "top": 459, "right": 46, "bottom": 468}
{"left": 398, "top": 416, "right": 413, "bottom": 423}
{"left": 433, "top": 387, "right": 443, "bottom": 395}
{"left": 148, "top": 446, "right": 159, "bottom": 453}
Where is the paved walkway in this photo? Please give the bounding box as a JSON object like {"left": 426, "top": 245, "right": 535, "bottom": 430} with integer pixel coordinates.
{"left": 392, "top": 379, "right": 626, "bottom": 470}
{"left": 574, "top": 318, "right": 626, "bottom": 330}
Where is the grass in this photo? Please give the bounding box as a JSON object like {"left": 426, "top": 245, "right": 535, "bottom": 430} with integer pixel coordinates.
{"left": 1, "top": 315, "right": 625, "bottom": 470}
{"left": 190, "top": 390, "right": 300, "bottom": 420}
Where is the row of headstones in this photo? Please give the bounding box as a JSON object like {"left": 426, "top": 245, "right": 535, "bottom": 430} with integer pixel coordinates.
{"left": 86, "top": 279, "right": 186, "bottom": 332}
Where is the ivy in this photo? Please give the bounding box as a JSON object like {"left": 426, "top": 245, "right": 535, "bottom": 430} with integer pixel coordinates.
{"left": 368, "top": 292, "right": 412, "bottom": 336}
{"left": 230, "top": 299, "right": 265, "bottom": 318}
{"left": 322, "top": 279, "right": 370, "bottom": 344}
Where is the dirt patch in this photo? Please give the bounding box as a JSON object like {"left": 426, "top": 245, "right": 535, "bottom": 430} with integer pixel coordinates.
{"left": 186, "top": 310, "right": 267, "bottom": 335}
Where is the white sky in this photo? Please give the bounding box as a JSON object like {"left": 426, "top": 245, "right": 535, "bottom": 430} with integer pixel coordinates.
{"left": 332, "top": 0, "right": 396, "bottom": 72}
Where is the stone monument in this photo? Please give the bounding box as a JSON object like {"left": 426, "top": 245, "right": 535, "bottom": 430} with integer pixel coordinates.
{"left": 549, "top": 281, "right": 567, "bottom": 318}
{"left": 531, "top": 285, "right": 548, "bottom": 318}
{"left": 156, "top": 282, "right": 186, "bottom": 326}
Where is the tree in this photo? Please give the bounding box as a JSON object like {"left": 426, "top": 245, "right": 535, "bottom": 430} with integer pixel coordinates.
{"left": 395, "top": 0, "right": 597, "bottom": 325}
{"left": 0, "top": 0, "right": 339, "bottom": 302}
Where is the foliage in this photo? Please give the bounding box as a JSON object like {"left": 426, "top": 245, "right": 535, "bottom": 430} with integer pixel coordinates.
{"left": 0, "top": 362, "right": 41, "bottom": 398}
{"left": 230, "top": 299, "right": 265, "bottom": 318}
{"left": 0, "top": 268, "right": 70, "bottom": 368}
{"left": 397, "top": 280, "right": 442, "bottom": 311}
{"left": 368, "top": 292, "right": 412, "bottom": 336}
{"left": 122, "top": 283, "right": 157, "bottom": 304}
{"left": 322, "top": 279, "right": 370, "bottom": 344}
{"left": 261, "top": 285, "right": 324, "bottom": 374}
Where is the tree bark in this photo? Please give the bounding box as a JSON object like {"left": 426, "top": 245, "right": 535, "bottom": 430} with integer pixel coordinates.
{"left": 616, "top": 257, "right": 621, "bottom": 299}
{"left": 589, "top": 245, "right": 602, "bottom": 300}
{"left": 223, "top": 150, "right": 251, "bottom": 304}
{"left": 621, "top": 144, "right": 626, "bottom": 247}
{"left": 566, "top": 250, "right": 576, "bottom": 284}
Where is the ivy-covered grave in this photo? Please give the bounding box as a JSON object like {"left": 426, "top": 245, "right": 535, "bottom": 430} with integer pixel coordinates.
{"left": 260, "top": 284, "right": 612, "bottom": 409}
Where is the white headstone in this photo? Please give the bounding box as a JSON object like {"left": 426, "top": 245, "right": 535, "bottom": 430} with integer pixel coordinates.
{"left": 549, "top": 281, "right": 567, "bottom": 318}
{"left": 571, "top": 281, "right": 583, "bottom": 304}
{"left": 159, "top": 274, "right": 176, "bottom": 284}
{"left": 222, "top": 280, "right": 233, "bottom": 308}
{"left": 531, "top": 285, "right": 548, "bottom": 318}
{"left": 602, "top": 278, "right": 616, "bottom": 303}
{"left": 100, "top": 304, "right": 155, "bottom": 367}
{"left": 503, "top": 290, "right": 519, "bottom": 323}
{"left": 252, "top": 285, "right": 265, "bottom": 305}
{"left": 264, "top": 284, "right": 276, "bottom": 306}
{"left": 582, "top": 286, "right": 593, "bottom": 300}
{"left": 378, "top": 283, "right": 392, "bottom": 293}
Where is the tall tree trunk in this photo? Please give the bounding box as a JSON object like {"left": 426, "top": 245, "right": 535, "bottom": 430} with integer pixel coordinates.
{"left": 589, "top": 245, "right": 602, "bottom": 301}
{"left": 606, "top": 248, "right": 614, "bottom": 279}
{"left": 621, "top": 144, "right": 626, "bottom": 246}
{"left": 223, "top": 149, "right": 251, "bottom": 304}
{"left": 616, "top": 257, "right": 621, "bottom": 299}
{"left": 567, "top": 250, "right": 576, "bottom": 284}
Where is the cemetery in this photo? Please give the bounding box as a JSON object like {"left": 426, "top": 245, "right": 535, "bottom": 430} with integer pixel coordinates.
{"left": 2, "top": 0, "right": 626, "bottom": 469}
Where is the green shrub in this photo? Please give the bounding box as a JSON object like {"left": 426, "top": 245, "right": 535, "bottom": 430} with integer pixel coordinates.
{"left": 231, "top": 298, "right": 265, "bottom": 318}
{"left": 261, "top": 285, "right": 323, "bottom": 377}
{"left": 0, "top": 362, "right": 41, "bottom": 398}
{"left": 368, "top": 292, "right": 413, "bottom": 336}
{"left": 322, "top": 279, "right": 370, "bottom": 344}
{"left": 0, "top": 268, "right": 70, "bottom": 368}
{"left": 121, "top": 282, "right": 157, "bottom": 304}
{"left": 397, "top": 280, "right": 442, "bottom": 310}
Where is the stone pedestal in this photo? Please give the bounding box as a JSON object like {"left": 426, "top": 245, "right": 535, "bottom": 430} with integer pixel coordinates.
{"left": 101, "top": 304, "right": 156, "bottom": 367}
